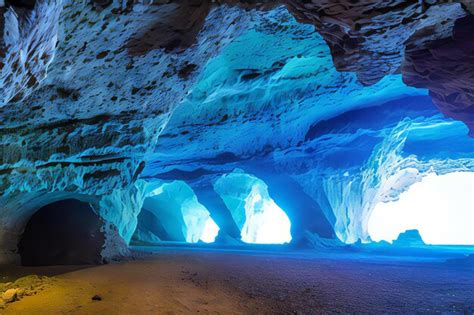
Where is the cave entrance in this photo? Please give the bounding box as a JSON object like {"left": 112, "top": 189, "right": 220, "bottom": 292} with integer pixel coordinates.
{"left": 214, "top": 171, "right": 292, "bottom": 244}
{"left": 368, "top": 172, "right": 474, "bottom": 245}
{"left": 18, "top": 199, "right": 105, "bottom": 266}
{"left": 132, "top": 181, "right": 220, "bottom": 245}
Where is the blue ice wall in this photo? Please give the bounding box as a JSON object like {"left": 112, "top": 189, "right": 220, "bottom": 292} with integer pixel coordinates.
{"left": 143, "top": 7, "right": 474, "bottom": 245}
{"left": 214, "top": 170, "right": 292, "bottom": 244}
{"left": 133, "top": 181, "right": 219, "bottom": 244}
{"left": 152, "top": 8, "right": 425, "bottom": 164}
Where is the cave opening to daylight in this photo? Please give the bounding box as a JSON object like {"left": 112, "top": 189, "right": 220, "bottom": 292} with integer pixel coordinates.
{"left": 214, "top": 171, "right": 292, "bottom": 244}
{"left": 132, "top": 181, "right": 219, "bottom": 245}
{"left": 368, "top": 172, "right": 474, "bottom": 245}
{"left": 18, "top": 199, "right": 105, "bottom": 266}
{"left": 2, "top": 0, "right": 474, "bottom": 313}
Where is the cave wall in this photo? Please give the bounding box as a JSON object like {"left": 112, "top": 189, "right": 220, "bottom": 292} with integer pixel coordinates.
{"left": 0, "top": 1, "right": 472, "bottom": 260}
{"left": 404, "top": 15, "right": 474, "bottom": 134}
{"left": 0, "top": 0, "right": 260, "bottom": 263}
{"left": 144, "top": 7, "right": 474, "bottom": 244}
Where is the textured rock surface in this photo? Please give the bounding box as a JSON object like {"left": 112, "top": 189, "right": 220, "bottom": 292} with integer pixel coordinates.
{"left": 144, "top": 7, "right": 474, "bottom": 243}
{"left": 404, "top": 15, "right": 474, "bottom": 134}
{"left": 0, "top": 275, "right": 52, "bottom": 308}
{"left": 284, "top": 0, "right": 467, "bottom": 85}
{"left": 0, "top": 1, "right": 473, "bottom": 262}
{"left": 0, "top": 0, "right": 61, "bottom": 105}
{"left": 0, "top": 0, "right": 256, "bottom": 263}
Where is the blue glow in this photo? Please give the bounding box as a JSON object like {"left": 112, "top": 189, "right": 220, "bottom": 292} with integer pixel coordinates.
{"left": 134, "top": 8, "right": 474, "bottom": 248}
{"left": 241, "top": 184, "right": 292, "bottom": 244}
{"left": 214, "top": 171, "right": 292, "bottom": 244}
{"left": 135, "top": 181, "right": 219, "bottom": 244}
{"left": 151, "top": 7, "right": 425, "bottom": 170}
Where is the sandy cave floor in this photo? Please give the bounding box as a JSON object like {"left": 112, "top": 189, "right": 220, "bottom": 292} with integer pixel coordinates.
{"left": 0, "top": 248, "right": 473, "bottom": 314}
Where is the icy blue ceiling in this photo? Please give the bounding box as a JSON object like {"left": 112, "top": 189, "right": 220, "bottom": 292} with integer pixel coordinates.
{"left": 0, "top": 1, "right": 473, "bottom": 263}
{"left": 143, "top": 7, "right": 474, "bottom": 243}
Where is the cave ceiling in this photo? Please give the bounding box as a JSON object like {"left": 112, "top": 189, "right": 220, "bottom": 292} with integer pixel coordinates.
{"left": 0, "top": 0, "right": 473, "bottom": 259}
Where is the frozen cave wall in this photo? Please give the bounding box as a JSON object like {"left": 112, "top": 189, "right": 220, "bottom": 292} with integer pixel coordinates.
{"left": 0, "top": 0, "right": 261, "bottom": 263}
{"left": 132, "top": 180, "right": 217, "bottom": 244}
{"left": 0, "top": 1, "right": 473, "bottom": 263}
{"left": 214, "top": 170, "right": 292, "bottom": 244}
{"left": 145, "top": 6, "right": 474, "bottom": 244}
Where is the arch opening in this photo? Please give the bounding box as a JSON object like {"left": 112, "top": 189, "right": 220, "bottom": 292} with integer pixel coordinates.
{"left": 18, "top": 199, "right": 105, "bottom": 266}
{"left": 214, "top": 171, "right": 292, "bottom": 244}
{"left": 132, "top": 181, "right": 219, "bottom": 245}
{"left": 368, "top": 172, "right": 474, "bottom": 246}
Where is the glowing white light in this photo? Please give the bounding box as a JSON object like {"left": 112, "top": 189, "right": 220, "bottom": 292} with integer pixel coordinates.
{"left": 200, "top": 217, "right": 220, "bottom": 243}
{"left": 214, "top": 171, "right": 292, "bottom": 244}
{"left": 369, "top": 172, "right": 474, "bottom": 245}
{"left": 241, "top": 185, "right": 292, "bottom": 244}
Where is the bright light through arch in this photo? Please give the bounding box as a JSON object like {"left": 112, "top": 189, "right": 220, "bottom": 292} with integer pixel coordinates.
{"left": 369, "top": 172, "right": 474, "bottom": 245}
{"left": 200, "top": 217, "right": 220, "bottom": 243}
{"left": 241, "top": 184, "right": 292, "bottom": 244}
{"left": 214, "top": 170, "right": 292, "bottom": 245}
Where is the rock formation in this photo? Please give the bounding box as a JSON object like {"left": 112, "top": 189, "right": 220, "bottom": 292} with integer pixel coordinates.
{"left": 0, "top": 0, "right": 472, "bottom": 263}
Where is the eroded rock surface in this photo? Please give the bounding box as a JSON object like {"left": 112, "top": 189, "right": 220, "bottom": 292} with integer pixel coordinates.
{"left": 0, "top": 0, "right": 257, "bottom": 263}
{"left": 144, "top": 7, "right": 474, "bottom": 243}
{"left": 284, "top": 0, "right": 467, "bottom": 85}
{"left": 404, "top": 15, "right": 474, "bottom": 134}
{"left": 0, "top": 1, "right": 472, "bottom": 261}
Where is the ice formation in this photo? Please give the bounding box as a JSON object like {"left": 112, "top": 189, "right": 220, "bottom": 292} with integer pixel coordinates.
{"left": 214, "top": 170, "right": 292, "bottom": 244}
{"left": 0, "top": 0, "right": 473, "bottom": 264}
{"left": 133, "top": 180, "right": 219, "bottom": 244}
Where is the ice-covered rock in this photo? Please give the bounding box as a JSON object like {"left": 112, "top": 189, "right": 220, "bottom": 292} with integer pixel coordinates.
{"left": 0, "top": 0, "right": 62, "bottom": 105}
{"left": 214, "top": 170, "right": 292, "bottom": 244}
{"left": 0, "top": 0, "right": 259, "bottom": 263}
{"left": 393, "top": 229, "right": 426, "bottom": 247}
{"left": 133, "top": 180, "right": 218, "bottom": 244}
{"left": 145, "top": 7, "right": 474, "bottom": 245}
{"left": 0, "top": 1, "right": 473, "bottom": 263}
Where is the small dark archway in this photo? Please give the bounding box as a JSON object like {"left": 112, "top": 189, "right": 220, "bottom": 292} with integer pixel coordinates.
{"left": 5, "top": 0, "right": 36, "bottom": 9}
{"left": 18, "top": 199, "right": 105, "bottom": 266}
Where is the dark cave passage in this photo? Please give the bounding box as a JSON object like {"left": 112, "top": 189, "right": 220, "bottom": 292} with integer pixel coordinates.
{"left": 18, "top": 199, "right": 105, "bottom": 266}
{"left": 4, "top": 0, "right": 36, "bottom": 9}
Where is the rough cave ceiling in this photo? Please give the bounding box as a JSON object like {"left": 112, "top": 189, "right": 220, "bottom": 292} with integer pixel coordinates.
{"left": 0, "top": 0, "right": 473, "bottom": 263}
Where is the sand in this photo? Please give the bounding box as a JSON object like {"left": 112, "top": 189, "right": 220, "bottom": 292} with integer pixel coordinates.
{"left": 1, "top": 248, "right": 473, "bottom": 314}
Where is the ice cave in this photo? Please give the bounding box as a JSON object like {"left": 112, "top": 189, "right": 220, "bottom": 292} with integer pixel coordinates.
{"left": 0, "top": 0, "right": 473, "bottom": 313}
{"left": 214, "top": 170, "right": 292, "bottom": 244}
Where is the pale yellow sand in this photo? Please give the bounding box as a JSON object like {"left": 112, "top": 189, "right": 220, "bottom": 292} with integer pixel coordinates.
{"left": 2, "top": 255, "right": 267, "bottom": 314}
{"left": 1, "top": 249, "right": 473, "bottom": 314}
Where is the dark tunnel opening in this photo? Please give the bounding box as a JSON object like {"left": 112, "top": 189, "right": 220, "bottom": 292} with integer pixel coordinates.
{"left": 18, "top": 199, "right": 105, "bottom": 266}
{"left": 5, "top": 0, "right": 36, "bottom": 9}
